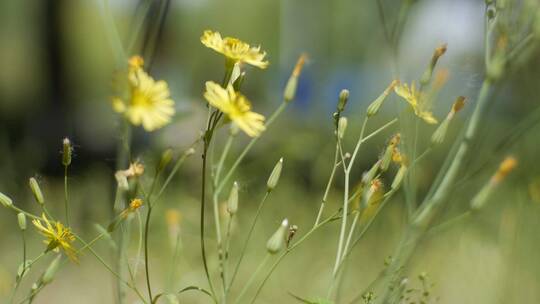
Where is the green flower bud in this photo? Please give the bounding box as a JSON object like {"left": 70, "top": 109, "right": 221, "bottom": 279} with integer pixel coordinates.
{"left": 284, "top": 54, "right": 306, "bottom": 102}
{"left": 337, "top": 89, "right": 349, "bottom": 113}
{"left": 41, "top": 255, "right": 62, "bottom": 285}
{"left": 266, "top": 219, "right": 289, "bottom": 254}
{"left": 362, "top": 160, "right": 381, "bottom": 185}
{"left": 391, "top": 165, "right": 408, "bottom": 190}
{"left": 337, "top": 117, "right": 348, "bottom": 139}
{"left": 431, "top": 117, "right": 450, "bottom": 145}
{"left": 227, "top": 182, "right": 239, "bottom": 215}
{"left": 17, "top": 213, "right": 27, "bottom": 231}
{"left": 366, "top": 80, "right": 398, "bottom": 117}
{"left": 62, "top": 138, "right": 72, "bottom": 167}
{"left": 0, "top": 192, "right": 13, "bottom": 208}
{"left": 267, "top": 157, "right": 283, "bottom": 191}
{"left": 29, "top": 177, "right": 44, "bottom": 205}
{"left": 157, "top": 148, "right": 174, "bottom": 173}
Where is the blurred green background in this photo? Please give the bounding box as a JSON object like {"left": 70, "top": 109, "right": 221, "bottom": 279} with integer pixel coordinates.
{"left": 1, "top": 0, "right": 540, "bottom": 303}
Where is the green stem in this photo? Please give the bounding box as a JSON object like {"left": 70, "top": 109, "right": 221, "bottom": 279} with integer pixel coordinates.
{"left": 144, "top": 206, "right": 153, "bottom": 302}
{"left": 64, "top": 165, "right": 70, "bottom": 226}
{"left": 228, "top": 191, "right": 270, "bottom": 292}
{"left": 234, "top": 254, "right": 271, "bottom": 304}
{"left": 249, "top": 211, "right": 341, "bottom": 304}
{"left": 216, "top": 102, "right": 288, "bottom": 195}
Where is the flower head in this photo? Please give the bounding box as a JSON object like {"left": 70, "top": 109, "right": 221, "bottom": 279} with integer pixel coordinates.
{"left": 32, "top": 214, "right": 77, "bottom": 262}
{"left": 203, "top": 81, "right": 265, "bottom": 137}
{"left": 112, "top": 56, "right": 175, "bottom": 131}
{"left": 201, "top": 30, "right": 269, "bottom": 69}
{"left": 394, "top": 82, "right": 438, "bottom": 124}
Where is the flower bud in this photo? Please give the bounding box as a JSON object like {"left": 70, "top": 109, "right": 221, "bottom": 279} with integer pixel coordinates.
{"left": 284, "top": 54, "right": 307, "bottom": 102}
{"left": 157, "top": 148, "right": 174, "bottom": 173}
{"left": 431, "top": 118, "right": 450, "bottom": 145}
{"left": 0, "top": 192, "right": 13, "bottom": 208}
{"left": 267, "top": 158, "right": 283, "bottom": 191}
{"left": 114, "top": 171, "right": 129, "bottom": 190}
{"left": 362, "top": 160, "right": 381, "bottom": 185}
{"left": 337, "top": 117, "right": 348, "bottom": 139}
{"left": 471, "top": 156, "right": 517, "bottom": 210}
{"left": 29, "top": 177, "right": 44, "bottom": 205}
{"left": 337, "top": 89, "right": 349, "bottom": 113}
{"left": 227, "top": 182, "right": 239, "bottom": 215}
{"left": 421, "top": 43, "right": 447, "bottom": 85}
{"left": 367, "top": 80, "right": 399, "bottom": 117}
{"left": 380, "top": 134, "right": 401, "bottom": 171}
{"left": 17, "top": 213, "right": 27, "bottom": 231}
{"left": 62, "top": 138, "right": 72, "bottom": 167}
{"left": 41, "top": 255, "right": 62, "bottom": 285}
{"left": 266, "top": 219, "right": 289, "bottom": 254}
{"left": 391, "top": 165, "right": 408, "bottom": 190}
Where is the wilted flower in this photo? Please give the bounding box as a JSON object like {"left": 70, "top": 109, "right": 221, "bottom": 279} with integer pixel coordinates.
{"left": 203, "top": 81, "right": 265, "bottom": 137}
{"left": 201, "top": 30, "right": 269, "bottom": 69}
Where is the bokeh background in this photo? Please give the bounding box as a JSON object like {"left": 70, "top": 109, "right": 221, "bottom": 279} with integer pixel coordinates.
{"left": 1, "top": 0, "right": 540, "bottom": 303}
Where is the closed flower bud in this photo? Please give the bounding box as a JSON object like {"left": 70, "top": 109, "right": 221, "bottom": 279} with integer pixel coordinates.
{"left": 337, "top": 117, "right": 348, "bottom": 139}
{"left": 17, "top": 213, "right": 27, "bottom": 231}
{"left": 366, "top": 80, "right": 399, "bottom": 117}
{"left": 337, "top": 89, "right": 349, "bottom": 113}
{"left": 284, "top": 54, "right": 307, "bottom": 102}
{"left": 391, "top": 165, "right": 408, "bottom": 190}
{"left": 114, "top": 171, "right": 129, "bottom": 190}
{"left": 266, "top": 219, "right": 289, "bottom": 254}
{"left": 267, "top": 157, "right": 283, "bottom": 191}
{"left": 431, "top": 117, "right": 450, "bottom": 144}
{"left": 380, "top": 134, "right": 400, "bottom": 171}
{"left": 421, "top": 43, "right": 447, "bottom": 85}
{"left": 227, "top": 182, "right": 239, "bottom": 215}
{"left": 0, "top": 192, "right": 13, "bottom": 208}
{"left": 157, "top": 148, "right": 174, "bottom": 173}
{"left": 362, "top": 160, "right": 381, "bottom": 185}
{"left": 471, "top": 156, "right": 517, "bottom": 210}
{"left": 62, "top": 138, "right": 72, "bottom": 167}
{"left": 41, "top": 255, "right": 62, "bottom": 285}
{"left": 29, "top": 177, "right": 44, "bottom": 205}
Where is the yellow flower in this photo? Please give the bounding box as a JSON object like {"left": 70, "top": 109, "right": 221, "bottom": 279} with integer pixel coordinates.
{"left": 203, "top": 81, "right": 265, "bottom": 137}
{"left": 32, "top": 214, "right": 77, "bottom": 262}
{"left": 112, "top": 56, "right": 175, "bottom": 131}
{"left": 201, "top": 30, "right": 269, "bottom": 69}
{"left": 394, "top": 82, "right": 438, "bottom": 124}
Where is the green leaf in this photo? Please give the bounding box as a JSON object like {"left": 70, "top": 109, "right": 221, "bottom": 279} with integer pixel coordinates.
{"left": 288, "top": 292, "right": 334, "bottom": 304}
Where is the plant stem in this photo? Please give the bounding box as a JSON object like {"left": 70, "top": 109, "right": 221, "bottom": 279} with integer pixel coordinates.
{"left": 227, "top": 191, "right": 270, "bottom": 292}
{"left": 144, "top": 206, "right": 153, "bottom": 302}
{"left": 234, "top": 254, "right": 271, "bottom": 304}
{"left": 64, "top": 165, "right": 70, "bottom": 226}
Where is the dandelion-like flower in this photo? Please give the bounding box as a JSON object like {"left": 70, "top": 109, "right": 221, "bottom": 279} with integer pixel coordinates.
{"left": 112, "top": 56, "right": 175, "bottom": 131}
{"left": 394, "top": 82, "right": 438, "bottom": 124}
{"left": 32, "top": 214, "right": 77, "bottom": 262}
{"left": 201, "top": 30, "right": 269, "bottom": 69}
{"left": 203, "top": 81, "right": 265, "bottom": 137}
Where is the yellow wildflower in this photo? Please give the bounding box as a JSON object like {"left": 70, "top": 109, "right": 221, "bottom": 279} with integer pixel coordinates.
{"left": 203, "top": 81, "right": 265, "bottom": 137}
{"left": 394, "top": 82, "right": 438, "bottom": 124}
{"left": 201, "top": 30, "right": 269, "bottom": 69}
{"left": 32, "top": 214, "right": 77, "bottom": 262}
{"left": 112, "top": 56, "right": 175, "bottom": 131}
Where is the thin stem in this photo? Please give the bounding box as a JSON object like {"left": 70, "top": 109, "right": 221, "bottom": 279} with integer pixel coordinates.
{"left": 8, "top": 231, "right": 27, "bottom": 304}
{"left": 64, "top": 165, "right": 70, "bottom": 226}
{"left": 249, "top": 211, "right": 340, "bottom": 304}
{"left": 234, "top": 254, "right": 271, "bottom": 304}
{"left": 215, "top": 133, "right": 235, "bottom": 185}
{"left": 216, "top": 102, "right": 288, "bottom": 195}
{"left": 144, "top": 206, "right": 153, "bottom": 302}
{"left": 228, "top": 191, "right": 270, "bottom": 291}
{"left": 314, "top": 144, "right": 340, "bottom": 227}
